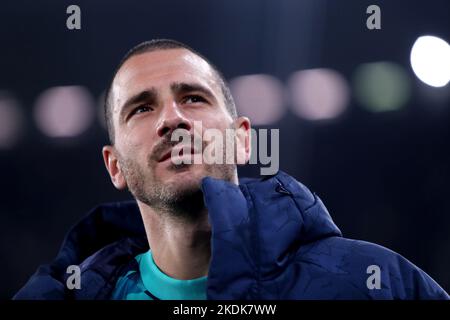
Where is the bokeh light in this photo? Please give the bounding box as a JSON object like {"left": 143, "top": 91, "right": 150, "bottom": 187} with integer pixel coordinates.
{"left": 288, "top": 68, "right": 350, "bottom": 120}
{"left": 410, "top": 35, "right": 450, "bottom": 87}
{"left": 353, "top": 62, "right": 411, "bottom": 112}
{"left": 34, "top": 86, "right": 95, "bottom": 138}
{"left": 229, "top": 74, "right": 285, "bottom": 125}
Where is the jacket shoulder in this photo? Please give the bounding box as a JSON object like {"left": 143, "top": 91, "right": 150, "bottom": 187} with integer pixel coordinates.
{"left": 297, "top": 236, "right": 449, "bottom": 299}
{"left": 13, "top": 201, "right": 145, "bottom": 300}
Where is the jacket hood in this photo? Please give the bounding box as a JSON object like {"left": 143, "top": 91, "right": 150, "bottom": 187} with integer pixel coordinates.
{"left": 14, "top": 170, "right": 341, "bottom": 299}
{"left": 202, "top": 170, "right": 342, "bottom": 298}
{"left": 66, "top": 170, "right": 341, "bottom": 268}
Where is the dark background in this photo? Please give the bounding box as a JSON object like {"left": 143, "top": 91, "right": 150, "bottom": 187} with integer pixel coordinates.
{"left": 0, "top": 0, "right": 449, "bottom": 299}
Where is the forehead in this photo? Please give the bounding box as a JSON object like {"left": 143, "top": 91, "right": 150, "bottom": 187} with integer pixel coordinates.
{"left": 111, "top": 49, "right": 219, "bottom": 114}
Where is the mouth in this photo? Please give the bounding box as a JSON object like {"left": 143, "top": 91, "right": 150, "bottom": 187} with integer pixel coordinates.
{"left": 158, "top": 151, "right": 172, "bottom": 163}
{"left": 158, "top": 145, "right": 197, "bottom": 163}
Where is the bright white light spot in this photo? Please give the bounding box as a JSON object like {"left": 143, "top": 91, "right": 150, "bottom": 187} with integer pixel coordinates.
{"left": 288, "top": 69, "right": 349, "bottom": 120}
{"left": 229, "top": 74, "right": 285, "bottom": 125}
{"left": 0, "top": 92, "right": 24, "bottom": 149}
{"left": 34, "top": 86, "right": 95, "bottom": 138}
{"left": 410, "top": 35, "right": 450, "bottom": 87}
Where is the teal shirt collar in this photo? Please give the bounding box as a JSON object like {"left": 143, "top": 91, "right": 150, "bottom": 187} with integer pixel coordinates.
{"left": 138, "top": 250, "right": 207, "bottom": 300}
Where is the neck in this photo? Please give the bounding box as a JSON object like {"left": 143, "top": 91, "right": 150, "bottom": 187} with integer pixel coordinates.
{"left": 137, "top": 199, "right": 211, "bottom": 280}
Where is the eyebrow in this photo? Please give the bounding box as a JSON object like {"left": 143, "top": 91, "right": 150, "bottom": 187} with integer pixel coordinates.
{"left": 118, "top": 82, "right": 218, "bottom": 122}
{"left": 170, "top": 82, "right": 217, "bottom": 103}
{"left": 119, "top": 88, "right": 157, "bottom": 122}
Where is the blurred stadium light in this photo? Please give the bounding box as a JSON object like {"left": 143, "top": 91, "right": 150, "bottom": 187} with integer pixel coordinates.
{"left": 288, "top": 68, "right": 349, "bottom": 120}
{"left": 353, "top": 62, "right": 411, "bottom": 113}
{"left": 33, "top": 86, "right": 95, "bottom": 138}
{"left": 229, "top": 74, "right": 286, "bottom": 125}
{"left": 410, "top": 35, "right": 450, "bottom": 88}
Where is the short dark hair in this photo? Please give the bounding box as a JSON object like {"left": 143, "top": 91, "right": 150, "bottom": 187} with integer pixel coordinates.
{"left": 104, "top": 39, "right": 237, "bottom": 144}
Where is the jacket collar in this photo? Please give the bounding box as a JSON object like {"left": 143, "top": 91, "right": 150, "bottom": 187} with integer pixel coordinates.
{"left": 14, "top": 171, "right": 341, "bottom": 299}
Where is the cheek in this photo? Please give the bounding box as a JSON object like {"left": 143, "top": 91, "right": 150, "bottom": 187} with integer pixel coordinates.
{"left": 119, "top": 119, "right": 156, "bottom": 149}
{"left": 116, "top": 134, "right": 152, "bottom": 167}
{"left": 198, "top": 112, "right": 232, "bottom": 131}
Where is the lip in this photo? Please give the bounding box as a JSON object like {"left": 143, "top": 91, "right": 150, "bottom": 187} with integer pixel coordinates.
{"left": 158, "top": 146, "right": 197, "bottom": 163}
{"left": 158, "top": 151, "right": 172, "bottom": 163}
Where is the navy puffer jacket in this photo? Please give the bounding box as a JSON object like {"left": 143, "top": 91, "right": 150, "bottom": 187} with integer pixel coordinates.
{"left": 14, "top": 171, "right": 449, "bottom": 299}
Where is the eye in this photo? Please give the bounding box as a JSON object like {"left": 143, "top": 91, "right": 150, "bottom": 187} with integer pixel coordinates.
{"left": 130, "top": 104, "right": 153, "bottom": 117}
{"left": 183, "top": 95, "right": 207, "bottom": 104}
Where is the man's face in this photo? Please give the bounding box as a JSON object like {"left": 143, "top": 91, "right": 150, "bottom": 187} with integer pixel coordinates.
{"left": 103, "top": 49, "right": 249, "bottom": 211}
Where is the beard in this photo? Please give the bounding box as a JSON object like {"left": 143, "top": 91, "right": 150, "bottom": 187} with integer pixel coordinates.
{"left": 117, "top": 135, "right": 236, "bottom": 222}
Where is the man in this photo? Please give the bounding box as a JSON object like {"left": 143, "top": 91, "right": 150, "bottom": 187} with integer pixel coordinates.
{"left": 14, "top": 39, "right": 449, "bottom": 300}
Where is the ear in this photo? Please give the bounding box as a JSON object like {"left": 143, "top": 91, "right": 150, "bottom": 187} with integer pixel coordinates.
{"left": 102, "top": 145, "right": 127, "bottom": 190}
{"left": 234, "top": 116, "right": 251, "bottom": 165}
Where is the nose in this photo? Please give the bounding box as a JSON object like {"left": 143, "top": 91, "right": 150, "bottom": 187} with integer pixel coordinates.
{"left": 156, "top": 100, "right": 192, "bottom": 137}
